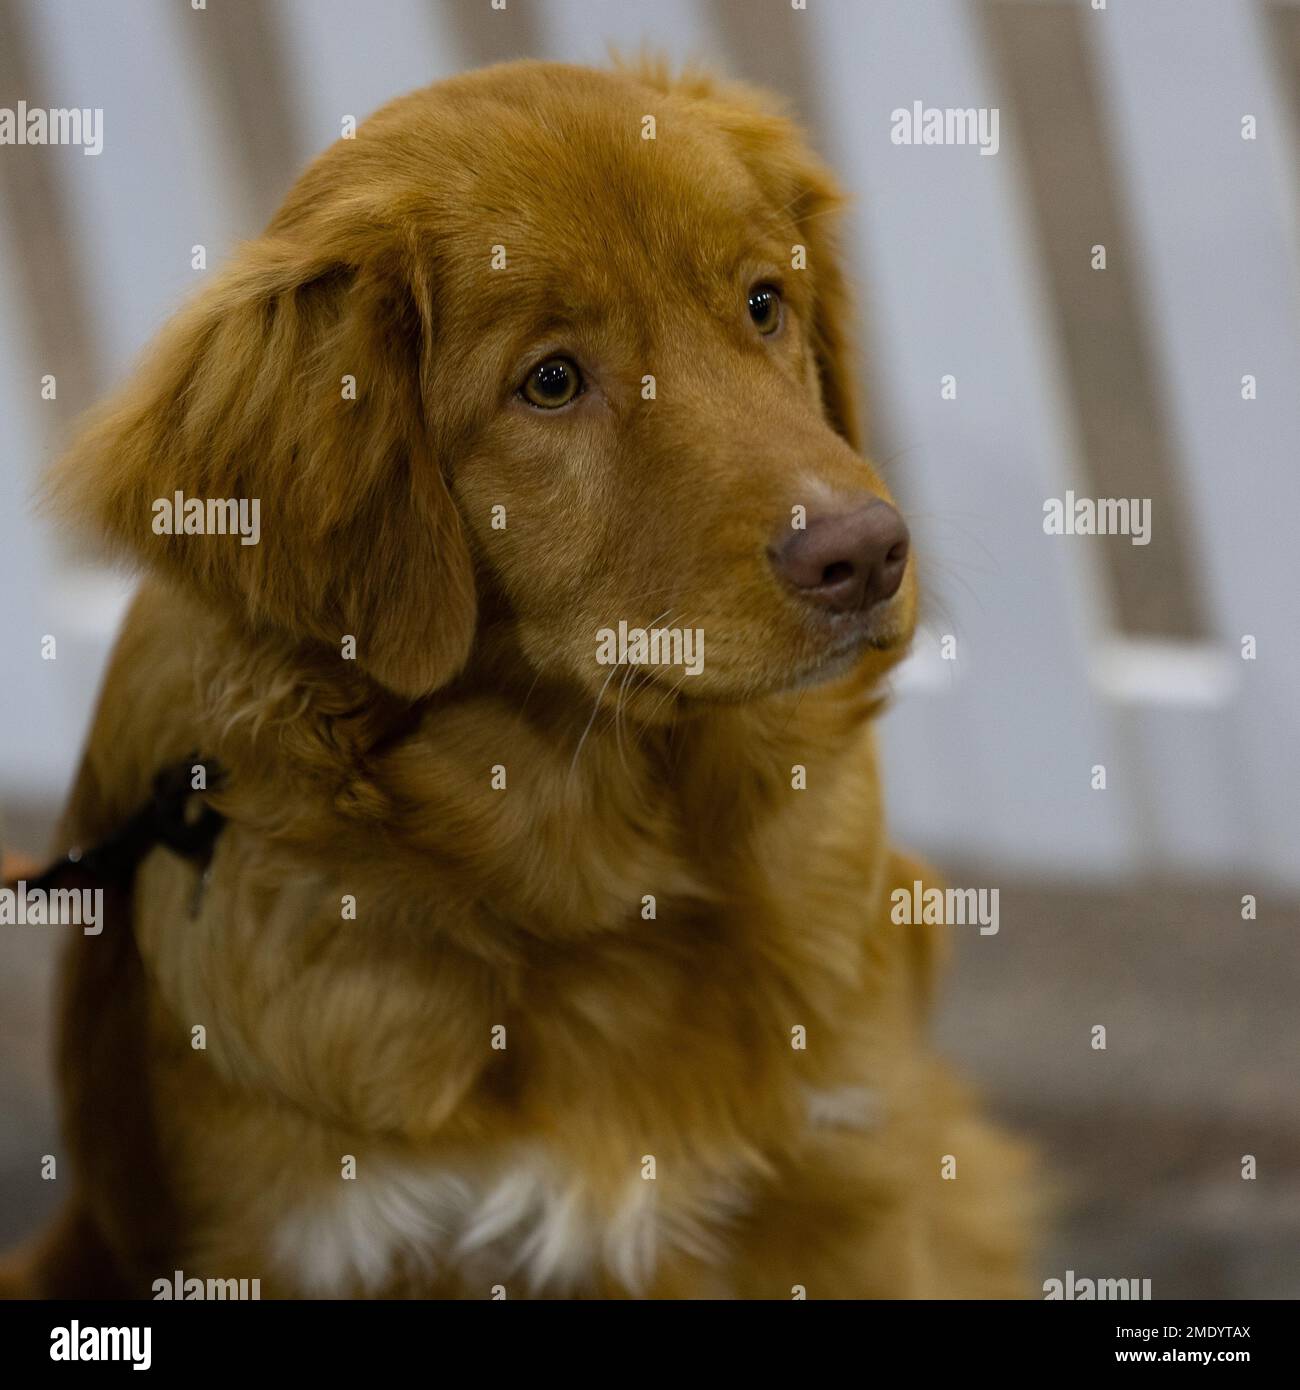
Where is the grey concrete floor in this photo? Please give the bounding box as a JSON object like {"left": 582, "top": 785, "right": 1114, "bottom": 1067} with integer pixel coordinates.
{"left": 934, "top": 872, "right": 1300, "bottom": 1300}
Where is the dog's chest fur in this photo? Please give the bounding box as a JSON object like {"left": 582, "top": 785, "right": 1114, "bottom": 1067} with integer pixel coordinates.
{"left": 121, "top": 615, "right": 894, "bottom": 1299}
{"left": 271, "top": 1151, "right": 734, "bottom": 1297}
{"left": 269, "top": 1086, "right": 879, "bottom": 1298}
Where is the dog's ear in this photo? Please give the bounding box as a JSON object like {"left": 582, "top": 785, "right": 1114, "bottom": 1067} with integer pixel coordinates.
{"left": 632, "top": 62, "right": 863, "bottom": 450}
{"left": 770, "top": 155, "right": 861, "bottom": 454}
{"left": 48, "top": 234, "right": 476, "bottom": 700}
{"left": 711, "top": 91, "right": 862, "bottom": 450}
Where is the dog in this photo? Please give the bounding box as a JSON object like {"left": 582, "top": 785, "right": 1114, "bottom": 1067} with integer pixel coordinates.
{"left": 5, "top": 59, "right": 1032, "bottom": 1298}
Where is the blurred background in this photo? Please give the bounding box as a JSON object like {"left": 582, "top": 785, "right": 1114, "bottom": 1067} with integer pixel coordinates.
{"left": 2, "top": 0, "right": 1298, "bottom": 1296}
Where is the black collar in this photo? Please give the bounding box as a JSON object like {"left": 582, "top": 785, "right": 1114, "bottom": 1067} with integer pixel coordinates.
{"left": 15, "top": 757, "right": 226, "bottom": 895}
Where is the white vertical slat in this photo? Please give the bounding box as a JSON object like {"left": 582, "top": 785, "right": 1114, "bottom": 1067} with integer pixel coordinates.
{"left": 3, "top": 0, "right": 230, "bottom": 810}
{"left": 531, "top": 0, "right": 714, "bottom": 64}
{"left": 1089, "top": 0, "right": 1300, "bottom": 888}
{"left": 9, "top": 0, "right": 246, "bottom": 809}
{"left": 21, "top": 0, "right": 247, "bottom": 376}
{"left": 0, "top": 204, "right": 136, "bottom": 811}
{"left": 273, "top": 0, "right": 455, "bottom": 164}
{"left": 0, "top": 208, "right": 65, "bottom": 806}
{"left": 805, "top": 0, "right": 1135, "bottom": 877}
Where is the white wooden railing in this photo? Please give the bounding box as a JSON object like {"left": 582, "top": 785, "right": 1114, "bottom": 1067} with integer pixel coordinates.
{"left": 2, "top": 0, "right": 1295, "bottom": 887}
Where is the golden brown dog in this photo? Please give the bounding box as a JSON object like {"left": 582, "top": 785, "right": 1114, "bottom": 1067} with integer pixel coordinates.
{"left": 8, "top": 59, "right": 1031, "bottom": 1298}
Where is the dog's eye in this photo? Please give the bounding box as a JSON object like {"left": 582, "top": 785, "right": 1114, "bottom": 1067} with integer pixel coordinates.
{"left": 747, "top": 284, "right": 782, "bottom": 335}
{"left": 521, "top": 357, "right": 582, "bottom": 409}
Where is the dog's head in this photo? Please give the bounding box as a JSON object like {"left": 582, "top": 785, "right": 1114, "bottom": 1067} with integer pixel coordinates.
{"left": 54, "top": 61, "right": 915, "bottom": 707}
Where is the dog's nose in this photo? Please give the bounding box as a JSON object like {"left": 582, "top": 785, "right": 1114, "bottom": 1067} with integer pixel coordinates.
{"left": 769, "top": 502, "right": 910, "bottom": 613}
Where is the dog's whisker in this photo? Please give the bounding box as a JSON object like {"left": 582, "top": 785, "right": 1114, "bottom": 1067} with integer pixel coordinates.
{"left": 915, "top": 557, "right": 984, "bottom": 618}
{"left": 568, "top": 659, "right": 622, "bottom": 780}
{"left": 899, "top": 512, "right": 1002, "bottom": 575}
{"left": 570, "top": 604, "right": 680, "bottom": 779}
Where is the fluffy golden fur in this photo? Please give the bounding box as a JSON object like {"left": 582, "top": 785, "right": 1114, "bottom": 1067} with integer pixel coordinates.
{"left": 6, "top": 60, "right": 1031, "bottom": 1298}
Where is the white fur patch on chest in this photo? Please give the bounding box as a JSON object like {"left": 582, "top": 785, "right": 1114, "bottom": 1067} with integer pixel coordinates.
{"left": 804, "top": 1084, "right": 882, "bottom": 1133}
{"left": 271, "top": 1150, "right": 746, "bottom": 1298}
